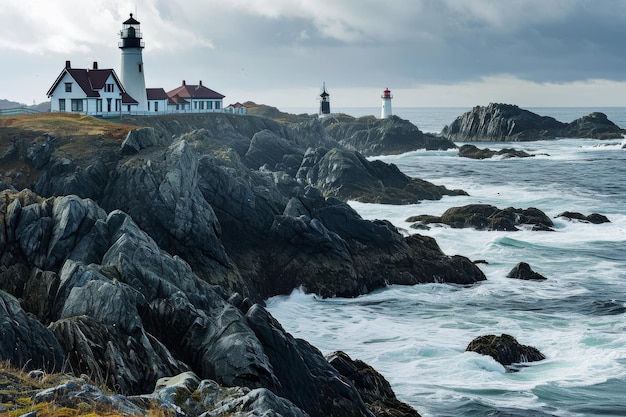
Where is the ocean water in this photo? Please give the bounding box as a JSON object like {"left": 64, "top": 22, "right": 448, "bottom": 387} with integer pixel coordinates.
{"left": 267, "top": 108, "right": 626, "bottom": 416}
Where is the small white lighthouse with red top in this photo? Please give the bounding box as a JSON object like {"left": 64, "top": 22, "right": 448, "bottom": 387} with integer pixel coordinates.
{"left": 381, "top": 88, "right": 393, "bottom": 119}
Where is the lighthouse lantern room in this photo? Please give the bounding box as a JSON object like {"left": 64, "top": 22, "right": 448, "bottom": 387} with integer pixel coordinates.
{"left": 380, "top": 87, "right": 393, "bottom": 119}
{"left": 119, "top": 13, "right": 147, "bottom": 112}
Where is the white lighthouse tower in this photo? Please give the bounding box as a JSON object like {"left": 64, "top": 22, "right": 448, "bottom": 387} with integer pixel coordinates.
{"left": 380, "top": 87, "right": 393, "bottom": 119}
{"left": 318, "top": 82, "right": 331, "bottom": 117}
{"left": 119, "top": 13, "right": 147, "bottom": 112}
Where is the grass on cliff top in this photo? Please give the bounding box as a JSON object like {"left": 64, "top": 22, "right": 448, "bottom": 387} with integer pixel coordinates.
{"left": 0, "top": 113, "right": 139, "bottom": 188}
{"left": 0, "top": 113, "right": 135, "bottom": 140}
{"left": 0, "top": 362, "right": 172, "bottom": 417}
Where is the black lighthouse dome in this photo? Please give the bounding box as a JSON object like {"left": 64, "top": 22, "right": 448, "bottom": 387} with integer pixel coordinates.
{"left": 119, "top": 13, "right": 144, "bottom": 49}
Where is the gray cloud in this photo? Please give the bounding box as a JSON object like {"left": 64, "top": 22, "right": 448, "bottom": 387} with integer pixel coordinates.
{"left": 2, "top": 0, "right": 625, "bottom": 105}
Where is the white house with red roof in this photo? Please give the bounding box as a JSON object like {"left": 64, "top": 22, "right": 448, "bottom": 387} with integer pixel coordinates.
{"left": 166, "top": 80, "right": 225, "bottom": 113}
{"left": 47, "top": 14, "right": 230, "bottom": 117}
{"left": 225, "top": 102, "right": 247, "bottom": 115}
{"left": 47, "top": 61, "right": 137, "bottom": 115}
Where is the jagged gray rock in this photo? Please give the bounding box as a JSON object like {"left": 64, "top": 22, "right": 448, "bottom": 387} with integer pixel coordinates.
{"left": 121, "top": 127, "right": 160, "bottom": 154}
{"left": 0, "top": 290, "right": 64, "bottom": 372}
{"left": 0, "top": 190, "right": 389, "bottom": 416}
{"left": 323, "top": 114, "right": 455, "bottom": 156}
{"left": 442, "top": 103, "right": 624, "bottom": 141}
{"left": 296, "top": 147, "right": 467, "bottom": 204}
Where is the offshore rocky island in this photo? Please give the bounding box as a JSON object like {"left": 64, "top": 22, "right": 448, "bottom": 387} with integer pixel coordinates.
{"left": 0, "top": 103, "right": 622, "bottom": 416}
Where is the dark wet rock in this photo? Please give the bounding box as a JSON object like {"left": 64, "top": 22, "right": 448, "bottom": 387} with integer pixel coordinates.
{"left": 563, "top": 112, "right": 624, "bottom": 139}
{"left": 327, "top": 350, "right": 422, "bottom": 417}
{"left": 245, "top": 304, "right": 373, "bottom": 417}
{"left": 26, "top": 135, "right": 54, "bottom": 169}
{"left": 0, "top": 290, "right": 65, "bottom": 372}
{"left": 458, "top": 144, "right": 535, "bottom": 159}
{"left": 507, "top": 262, "right": 547, "bottom": 281}
{"left": 323, "top": 114, "right": 456, "bottom": 156}
{"left": 442, "top": 103, "right": 624, "bottom": 141}
{"left": 466, "top": 334, "right": 545, "bottom": 367}
{"left": 406, "top": 204, "right": 554, "bottom": 231}
{"left": 557, "top": 211, "right": 610, "bottom": 224}
{"left": 266, "top": 190, "right": 486, "bottom": 297}
{"left": 296, "top": 147, "right": 467, "bottom": 204}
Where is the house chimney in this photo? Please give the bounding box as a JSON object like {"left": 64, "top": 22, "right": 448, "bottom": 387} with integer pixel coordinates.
{"left": 199, "top": 80, "right": 203, "bottom": 86}
{"left": 93, "top": 61, "right": 98, "bottom": 70}
{"left": 182, "top": 80, "right": 186, "bottom": 86}
{"left": 65, "top": 60, "right": 71, "bottom": 69}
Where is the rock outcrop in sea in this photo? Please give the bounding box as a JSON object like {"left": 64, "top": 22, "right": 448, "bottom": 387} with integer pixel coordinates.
{"left": 406, "top": 204, "right": 554, "bottom": 231}
{"left": 458, "top": 144, "right": 537, "bottom": 159}
{"left": 466, "top": 334, "right": 546, "bottom": 369}
{"left": 442, "top": 103, "right": 624, "bottom": 141}
{"left": 0, "top": 110, "right": 487, "bottom": 416}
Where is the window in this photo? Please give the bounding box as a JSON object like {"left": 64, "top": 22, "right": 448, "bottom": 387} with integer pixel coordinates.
{"left": 71, "top": 99, "right": 83, "bottom": 112}
{"left": 96, "top": 99, "right": 102, "bottom": 112}
{"left": 115, "top": 99, "right": 120, "bottom": 112}
{"left": 199, "top": 101, "right": 204, "bottom": 110}
{"left": 207, "top": 101, "right": 213, "bottom": 110}
{"left": 138, "top": 63, "right": 142, "bottom": 73}
{"left": 215, "top": 101, "right": 221, "bottom": 110}
{"left": 64, "top": 83, "right": 72, "bottom": 92}
{"left": 154, "top": 101, "right": 159, "bottom": 112}
{"left": 59, "top": 99, "right": 65, "bottom": 112}
{"left": 105, "top": 83, "right": 114, "bottom": 93}
{"left": 194, "top": 101, "right": 198, "bottom": 110}
{"left": 107, "top": 98, "right": 112, "bottom": 112}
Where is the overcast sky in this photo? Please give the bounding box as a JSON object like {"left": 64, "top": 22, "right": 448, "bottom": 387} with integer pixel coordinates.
{"left": 2, "top": 0, "right": 626, "bottom": 111}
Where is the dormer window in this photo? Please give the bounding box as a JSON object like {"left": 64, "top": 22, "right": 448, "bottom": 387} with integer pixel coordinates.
{"left": 65, "top": 82, "right": 72, "bottom": 92}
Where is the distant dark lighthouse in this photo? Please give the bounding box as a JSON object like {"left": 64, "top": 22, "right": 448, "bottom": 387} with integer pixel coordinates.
{"left": 381, "top": 87, "right": 393, "bottom": 118}
{"left": 318, "top": 82, "right": 331, "bottom": 117}
{"left": 119, "top": 13, "right": 147, "bottom": 111}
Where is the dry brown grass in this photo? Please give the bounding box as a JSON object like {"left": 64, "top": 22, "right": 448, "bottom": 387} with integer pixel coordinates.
{"left": 0, "top": 113, "right": 141, "bottom": 189}
{"left": 0, "top": 113, "right": 136, "bottom": 140}
{"left": 0, "top": 361, "right": 172, "bottom": 417}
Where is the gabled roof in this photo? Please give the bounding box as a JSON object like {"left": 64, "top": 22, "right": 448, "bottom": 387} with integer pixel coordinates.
{"left": 46, "top": 64, "right": 131, "bottom": 102}
{"left": 167, "top": 81, "right": 225, "bottom": 100}
{"left": 227, "top": 102, "right": 246, "bottom": 108}
{"left": 146, "top": 88, "right": 168, "bottom": 100}
{"left": 168, "top": 95, "right": 189, "bottom": 105}
{"left": 121, "top": 91, "right": 138, "bottom": 104}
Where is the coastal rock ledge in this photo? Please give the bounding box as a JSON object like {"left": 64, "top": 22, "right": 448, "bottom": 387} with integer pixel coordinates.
{"left": 442, "top": 103, "right": 624, "bottom": 141}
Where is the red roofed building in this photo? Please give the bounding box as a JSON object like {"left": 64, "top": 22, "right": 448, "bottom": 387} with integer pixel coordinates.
{"left": 167, "top": 80, "right": 225, "bottom": 113}
{"left": 47, "top": 61, "right": 137, "bottom": 115}
{"left": 146, "top": 88, "right": 168, "bottom": 114}
{"left": 225, "top": 102, "right": 247, "bottom": 115}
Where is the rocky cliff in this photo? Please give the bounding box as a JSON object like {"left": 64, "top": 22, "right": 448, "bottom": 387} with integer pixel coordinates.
{"left": 442, "top": 103, "right": 624, "bottom": 141}
{"left": 321, "top": 114, "right": 456, "bottom": 156}
{"left": 0, "top": 111, "right": 487, "bottom": 415}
